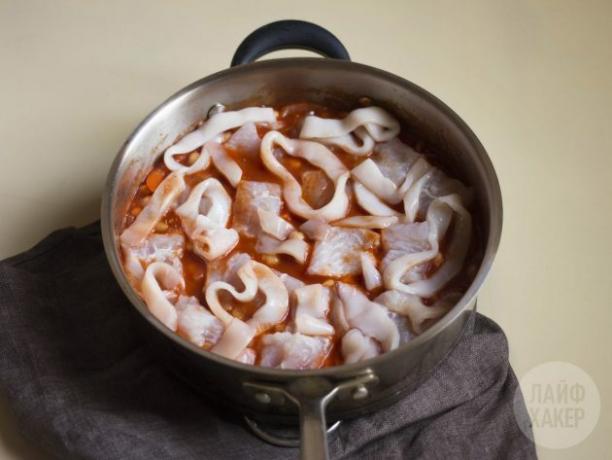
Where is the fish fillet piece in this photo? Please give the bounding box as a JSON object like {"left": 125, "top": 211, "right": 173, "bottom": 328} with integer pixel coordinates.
{"left": 225, "top": 122, "right": 262, "bottom": 157}
{"left": 232, "top": 181, "right": 282, "bottom": 238}
{"left": 123, "top": 233, "right": 184, "bottom": 282}
{"left": 335, "top": 282, "right": 399, "bottom": 357}
{"left": 341, "top": 329, "right": 380, "bottom": 364}
{"left": 175, "top": 295, "right": 224, "bottom": 348}
{"left": 259, "top": 332, "right": 332, "bottom": 370}
{"left": 308, "top": 226, "right": 379, "bottom": 277}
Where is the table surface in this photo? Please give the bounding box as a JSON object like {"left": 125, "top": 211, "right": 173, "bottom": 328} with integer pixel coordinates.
{"left": 1, "top": 1, "right": 611, "bottom": 459}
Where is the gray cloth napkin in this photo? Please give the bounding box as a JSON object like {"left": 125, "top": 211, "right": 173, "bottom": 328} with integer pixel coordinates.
{"left": 0, "top": 223, "right": 536, "bottom": 460}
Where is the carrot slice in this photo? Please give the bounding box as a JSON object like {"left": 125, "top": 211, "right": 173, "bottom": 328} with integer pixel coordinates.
{"left": 145, "top": 168, "right": 166, "bottom": 192}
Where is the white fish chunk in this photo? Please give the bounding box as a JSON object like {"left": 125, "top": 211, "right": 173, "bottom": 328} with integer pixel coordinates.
{"left": 274, "top": 271, "right": 306, "bottom": 295}
{"left": 308, "top": 227, "right": 379, "bottom": 277}
{"left": 206, "top": 141, "right": 242, "bottom": 187}
{"left": 381, "top": 221, "right": 433, "bottom": 283}
{"left": 123, "top": 233, "right": 184, "bottom": 282}
{"left": 360, "top": 252, "right": 382, "bottom": 291}
{"left": 384, "top": 195, "right": 471, "bottom": 297}
{"left": 299, "top": 219, "right": 331, "bottom": 241}
{"left": 341, "top": 329, "right": 380, "bottom": 364}
{"left": 257, "top": 208, "right": 295, "bottom": 240}
{"left": 371, "top": 138, "right": 421, "bottom": 187}
{"left": 259, "top": 332, "right": 332, "bottom": 370}
{"left": 206, "top": 252, "right": 251, "bottom": 287}
{"left": 335, "top": 282, "right": 399, "bottom": 354}
{"left": 175, "top": 295, "right": 224, "bottom": 348}
{"left": 233, "top": 181, "right": 282, "bottom": 238}
{"left": 255, "top": 233, "right": 309, "bottom": 264}
{"left": 225, "top": 122, "right": 262, "bottom": 157}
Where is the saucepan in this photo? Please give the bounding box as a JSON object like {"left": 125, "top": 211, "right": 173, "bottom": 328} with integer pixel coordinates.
{"left": 101, "top": 20, "right": 502, "bottom": 460}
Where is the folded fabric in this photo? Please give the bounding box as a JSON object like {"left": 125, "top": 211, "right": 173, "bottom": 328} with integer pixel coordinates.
{"left": 0, "top": 223, "right": 536, "bottom": 459}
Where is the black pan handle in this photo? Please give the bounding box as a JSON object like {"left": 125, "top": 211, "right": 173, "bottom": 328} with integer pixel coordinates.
{"left": 231, "top": 20, "right": 350, "bottom": 67}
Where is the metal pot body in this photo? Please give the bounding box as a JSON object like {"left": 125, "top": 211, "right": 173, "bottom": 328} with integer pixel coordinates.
{"left": 101, "top": 23, "right": 502, "bottom": 459}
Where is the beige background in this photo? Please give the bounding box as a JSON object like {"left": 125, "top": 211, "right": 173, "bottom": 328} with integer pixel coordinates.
{"left": 1, "top": 0, "right": 610, "bottom": 458}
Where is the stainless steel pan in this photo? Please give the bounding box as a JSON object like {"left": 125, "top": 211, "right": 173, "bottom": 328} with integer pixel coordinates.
{"left": 101, "top": 20, "right": 502, "bottom": 460}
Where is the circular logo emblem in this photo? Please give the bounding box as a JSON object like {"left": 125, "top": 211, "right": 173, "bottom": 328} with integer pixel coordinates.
{"left": 514, "top": 361, "right": 600, "bottom": 449}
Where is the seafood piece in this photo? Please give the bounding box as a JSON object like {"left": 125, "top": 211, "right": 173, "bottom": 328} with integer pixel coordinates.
{"left": 122, "top": 233, "right": 184, "bottom": 281}
{"left": 381, "top": 221, "right": 434, "bottom": 283}
{"left": 120, "top": 172, "right": 186, "bottom": 247}
{"left": 259, "top": 332, "right": 332, "bottom": 370}
{"left": 206, "top": 252, "right": 251, "bottom": 287}
{"left": 141, "top": 262, "right": 185, "bottom": 331}
{"left": 353, "top": 181, "right": 401, "bottom": 217}
{"left": 351, "top": 159, "right": 401, "bottom": 204}
{"left": 360, "top": 252, "right": 382, "bottom": 291}
{"left": 233, "top": 181, "right": 282, "bottom": 238}
{"left": 334, "top": 215, "right": 398, "bottom": 229}
{"left": 260, "top": 131, "right": 350, "bottom": 221}
{"left": 335, "top": 282, "right": 399, "bottom": 355}
{"left": 274, "top": 271, "right": 306, "bottom": 295}
{"left": 205, "top": 260, "right": 289, "bottom": 334}
{"left": 299, "top": 219, "right": 331, "bottom": 241}
{"left": 293, "top": 284, "right": 334, "bottom": 336}
{"left": 255, "top": 234, "right": 309, "bottom": 264}
{"left": 257, "top": 208, "right": 295, "bottom": 240}
{"left": 225, "top": 122, "right": 262, "bottom": 157}
{"left": 371, "top": 138, "right": 421, "bottom": 187}
{"left": 384, "top": 195, "right": 472, "bottom": 297}
{"left": 175, "top": 296, "right": 224, "bottom": 348}
{"left": 206, "top": 141, "right": 242, "bottom": 187}
{"left": 403, "top": 168, "right": 472, "bottom": 222}
{"left": 236, "top": 348, "right": 256, "bottom": 365}
{"left": 164, "top": 107, "right": 275, "bottom": 171}
{"left": 341, "top": 329, "right": 380, "bottom": 364}
{"left": 308, "top": 227, "right": 379, "bottom": 277}
{"left": 299, "top": 107, "right": 400, "bottom": 155}
{"left": 375, "top": 290, "right": 462, "bottom": 335}
{"left": 175, "top": 178, "right": 238, "bottom": 261}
